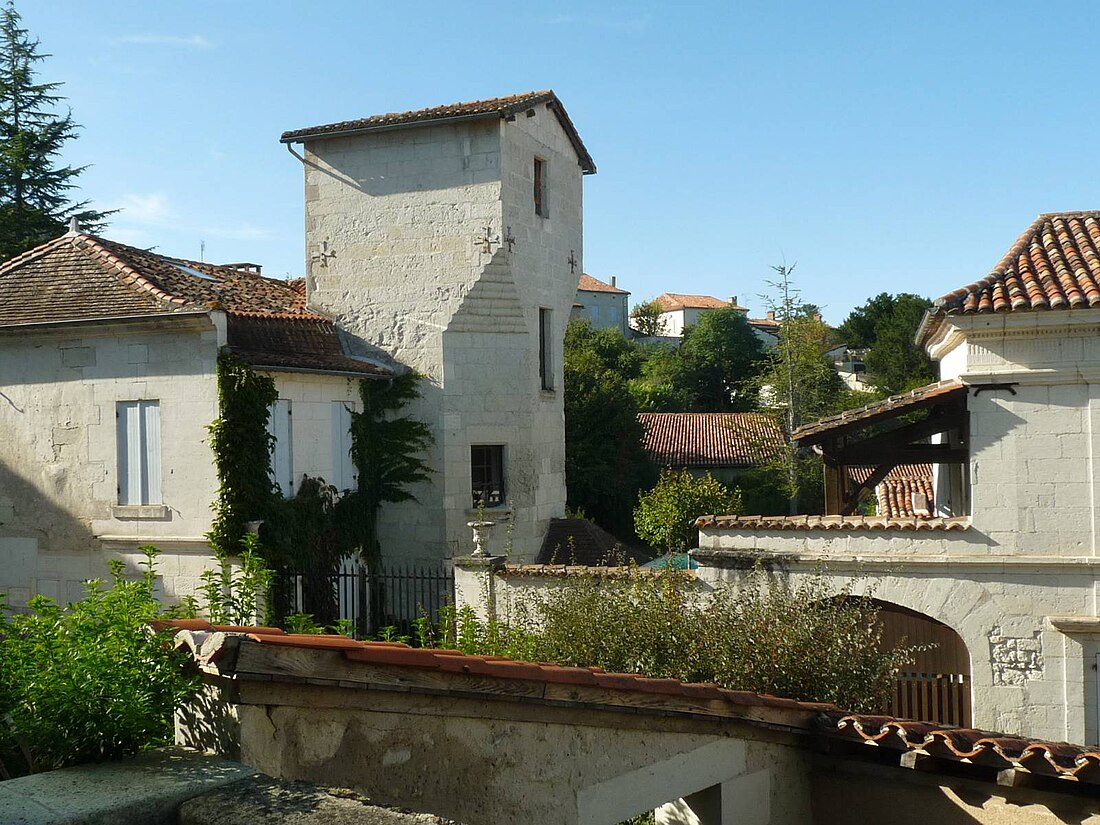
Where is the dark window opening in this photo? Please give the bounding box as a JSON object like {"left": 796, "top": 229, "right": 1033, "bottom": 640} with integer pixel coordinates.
{"left": 472, "top": 445, "right": 505, "bottom": 508}
{"left": 534, "top": 157, "right": 547, "bottom": 217}
{"left": 539, "top": 307, "right": 553, "bottom": 390}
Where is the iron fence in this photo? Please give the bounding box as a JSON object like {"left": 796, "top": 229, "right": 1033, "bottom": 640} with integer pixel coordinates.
{"left": 277, "top": 562, "right": 454, "bottom": 639}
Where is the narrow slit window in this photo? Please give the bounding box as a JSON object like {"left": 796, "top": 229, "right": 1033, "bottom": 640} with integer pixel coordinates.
{"left": 534, "top": 157, "right": 548, "bottom": 217}
{"left": 471, "top": 445, "right": 505, "bottom": 508}
{"left": 539, "top": 307, "right": 553, "bottom": 390}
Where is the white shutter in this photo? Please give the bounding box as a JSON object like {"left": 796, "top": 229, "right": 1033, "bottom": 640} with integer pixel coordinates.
{"left": 331, "top": 401, "right": 356, "bottom": 492}
{"left": 141, "top": 401, "right": 162, "bottom": 504}
{"left": 269, "top": 399, "right": 293, "bottom": 496}
{"left": 117, "top": 400, "right": 160, "bottom": 505}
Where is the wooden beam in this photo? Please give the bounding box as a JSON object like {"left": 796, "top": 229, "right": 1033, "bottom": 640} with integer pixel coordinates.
{"left": 842, "top": 463, "right": 897, "bottom": 516}
{"left": 836, "top": 445, "right": 968, "bottom": 466}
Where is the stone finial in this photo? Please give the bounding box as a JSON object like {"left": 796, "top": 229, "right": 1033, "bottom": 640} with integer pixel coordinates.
{"left": 467, "top": 520, "right": 495, "bottom": 557}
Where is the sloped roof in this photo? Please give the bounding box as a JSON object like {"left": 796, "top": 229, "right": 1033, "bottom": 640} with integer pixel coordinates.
{"left": 919, "top": 212, "right": 1100, "bottom": 344}
{"left": 654, "top": 293, "right": 744, "bottom": 312}
{"left": 639, "top": 412, "right": 786, "bottom": 468}
{"left": 281, "top": 90, "right": 597, "bottom": 175}
{"left": 577, "top": 273, "right": 628, "bottom": 295}
{"left": 536, "top": 518, "right": 646, "bottom": 566}
{"left": 793, "top": 380, "right": 967, "bottom": 444}
{"left": 0, "top": 232, "right": 389, "bottom": 377}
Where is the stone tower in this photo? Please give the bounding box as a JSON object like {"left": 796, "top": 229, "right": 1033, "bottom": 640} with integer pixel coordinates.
{"left": 281, "top": 91, "right": 596, "bottom": 562}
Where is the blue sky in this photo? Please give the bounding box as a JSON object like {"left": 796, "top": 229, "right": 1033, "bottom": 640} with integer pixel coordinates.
{"left": 20, "top": 1, "right": 1100, "bottom": 324}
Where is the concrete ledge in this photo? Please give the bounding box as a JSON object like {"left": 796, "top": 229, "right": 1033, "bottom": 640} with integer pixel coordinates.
{"left": 0, "top": 748, "right": 257, "bottom": 825}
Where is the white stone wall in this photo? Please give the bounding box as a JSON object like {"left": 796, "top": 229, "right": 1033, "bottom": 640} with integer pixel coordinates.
{"left": 574, "top": 288, "right": 629, "bottom": 335}
{"left": 299, "top": 107, "right": 584, "bottom": 563}
{"left": 0, "top": 317, "right": 222, "bottom": 607}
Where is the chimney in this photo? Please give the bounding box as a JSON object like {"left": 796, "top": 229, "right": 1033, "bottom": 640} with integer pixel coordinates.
{"left": 766, "top": 310, "right": 775, "bottom": 321}
{"left": 610, "top": 275, "right": 616, "bottom": 287}
{"left": 729, "top": 295, "right": 738, "bottom": 306}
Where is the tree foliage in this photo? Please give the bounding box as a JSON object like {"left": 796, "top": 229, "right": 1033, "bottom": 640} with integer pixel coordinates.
{"left": 629, "top": 299, "right": 667, "bottom": 337}
{"left": 427, "top": 568, "right": 922, "bottom": 714}
{"left": 677, "top": 307, "right": 765, "bottom": 412}
{"left": 0, "top": 550, "right": 199, "bottom": 776}
{"left": 837, "top": 293, "right": 936, "bottom": 395}
{"left": 564, "top": 320, "right": 655, "bottom": 537}
{"left": 0, "top": 2, "right": 108, "bottom": 259}
{"left": 633, "top": 469, "right": 741, "bottom": 552}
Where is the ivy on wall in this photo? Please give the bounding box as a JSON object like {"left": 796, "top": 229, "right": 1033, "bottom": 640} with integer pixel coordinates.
{"left": 206, "top": 350, "right": 279, "bottom": 556}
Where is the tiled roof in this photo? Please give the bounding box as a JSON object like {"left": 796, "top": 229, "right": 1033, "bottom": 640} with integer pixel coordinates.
{"left": 654, "top": 293, "right": 744, "bottom": 312}
{"left": 694, "top": 514, "right": 970, "bottom": 531}
{"left": 639, "top": 412, "right": 786, "bottom": 468}
{"left": 576, "top": 273, "right": 628, "bottom": 295}
{"left": 281, "top": 90, "right": 596, "bottom": 175}
{"left": 850, "top": 464, "right": 935, "bottom": 518}
{"left": 822, "top": 712, "right": 1100, "bottom": 786}
{"left": 161, "top": 619, "right": 829, "bottom": 718}
{"left": 536, "top": 517, "right": 640, "bottom": 566}
{"left": 0, "top": 232, "right": 391, "bottom": 378}
{"left": 793, "top": 380, "right": 967, "bottom": 443}
{"left": 920, "top": 212, "right": 1100, "bottom": 345}
{"left": 226, "top": 315, "right": 389, "bottom": 377}
{"left": 502, "top": 563, "right": 681, "bottom": 578}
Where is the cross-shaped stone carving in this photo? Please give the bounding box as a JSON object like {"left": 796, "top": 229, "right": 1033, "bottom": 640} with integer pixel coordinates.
{"left": 567, "top": 250, "right": 578, "bottom": 274}
{"left": 503, "top": 225, "right": 516, "bottom": 253}
{"left": 475, "top": 224, "right": 499, "bottom": 254}
{"left": 310, "top": 240, "right": 336, "bottom": 268}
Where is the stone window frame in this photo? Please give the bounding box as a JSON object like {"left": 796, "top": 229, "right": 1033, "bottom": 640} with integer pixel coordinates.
{"left": 471, "top": 444, "right": 506, "bottom": 509}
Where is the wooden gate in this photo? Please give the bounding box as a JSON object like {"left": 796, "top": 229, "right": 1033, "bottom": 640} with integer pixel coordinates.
{"left": 890, "top": 672, "right": 971, "bottom": 727}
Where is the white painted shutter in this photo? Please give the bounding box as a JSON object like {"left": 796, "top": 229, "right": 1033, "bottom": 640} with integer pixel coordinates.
{"left": 142, "top": 401, "right": 162, "bottom": 504}
{"left": 269, "top": 399, "right": 293, "bottom": 496}
{"left": 331, "top": 401, "right": 356, "bottom": 492}
{"left": 117, "top": 400, "right": 161, "bottom": 504}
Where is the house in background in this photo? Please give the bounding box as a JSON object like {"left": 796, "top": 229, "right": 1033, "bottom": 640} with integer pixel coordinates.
{"left": 572, "top": 273, "right": 629, "bottom": 335}
{"left": 697, "top": 211, "right": 1100, "bottom": 745}
{"left": 649, "top": 293, "right": 747, "bottom": 337}
{"left": 0, "top": 230, "right": 386, "bottom": 607}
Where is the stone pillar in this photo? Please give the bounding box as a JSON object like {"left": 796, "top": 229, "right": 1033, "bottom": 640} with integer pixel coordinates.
{"left": 453, "top": 554, "right": 506, "bottom": 622}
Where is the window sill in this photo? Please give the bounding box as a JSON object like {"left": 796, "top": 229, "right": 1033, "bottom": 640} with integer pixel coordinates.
{"left": 112, "top": 504, "right": 171, "bottom": 521}
{"left": 465, "top": 506, "right": 513, "bottom": 522}
{"left": 540, "top": 388, "right": 556, "bottom": 398}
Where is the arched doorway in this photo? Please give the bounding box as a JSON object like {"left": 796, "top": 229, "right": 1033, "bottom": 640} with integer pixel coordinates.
{"left": 874, "top": 600, "right": 972, "bottom": 727}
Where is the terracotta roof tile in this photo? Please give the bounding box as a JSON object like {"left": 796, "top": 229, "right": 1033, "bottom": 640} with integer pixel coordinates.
{"left": 576, "top": 273, "right": 628, "bottom": 295}
{"left": 793, "top": 380, "right": 967, "bottom": 443}
{"left": 280, "top": 90, "right": 596, "bottom": 175}
{"left": 639, "top": 412, "right": 786, "bottom": 468}
{"left": 920, "top": 212, "right": 1100, "bottom": 344}
{"left": 654, "top": 293, "right": 744, "bottom": 312}
{"left": 850, "top": 464, "right": 935, "bottom": 518}
{"left": 226, "top": 314, "right": 389, "bottom": 378}
{"left": 695, "top": 514, "right": 970, "bottom": 531}
{"left": 823, "top": 713, "right": 1100, "bottom": 785}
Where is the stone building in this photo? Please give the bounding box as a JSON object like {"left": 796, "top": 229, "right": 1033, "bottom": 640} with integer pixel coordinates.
{"left": 279, "top": 90, "right": 596, "bottom": 563}
{"left": 572, "top": 273, "right": 629, "bottom": 335}
{"left": 696, "top": 211, "right": 1100, "bottom": 745}
{"left": 650, "top": 293, "right": 747, "bottom": 337}
{"left": 0, "top": 230, "right": 386, "bottom": 605}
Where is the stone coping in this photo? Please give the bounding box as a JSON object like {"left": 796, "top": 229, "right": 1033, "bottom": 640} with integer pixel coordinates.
{"left": 695, "top": 514, "right": 971, "bottom": 531}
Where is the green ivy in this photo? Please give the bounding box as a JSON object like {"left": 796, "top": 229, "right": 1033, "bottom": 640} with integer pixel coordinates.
{"left": 206, "top": 350, "right": 279, "bottom": 556}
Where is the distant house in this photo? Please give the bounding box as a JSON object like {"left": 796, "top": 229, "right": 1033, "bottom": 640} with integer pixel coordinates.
{"left": 649, "top": 293, "right": 748, "bottom": 338}
{"left": 637, "top": 412, "right": 786, "bottom": 487}
{"left": 572, "top": 274, "right": 629, "bottom": 335}
{"left": 746, "top": 311, "right": 781, "bottom": 350}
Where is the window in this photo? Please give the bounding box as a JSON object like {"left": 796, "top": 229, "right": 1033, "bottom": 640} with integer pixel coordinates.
{"left": 268, "top": 399, "right": 293, "bottom": 496}
{"left": 471, "top": 445, "right": 505, "bottom": 508}
{"left": 539, "top": 307, "right": 553, "bottom": 391}
{"left": 533, "top": 157, "right": 548, "bottom": 217}
{"left": 117, "top": 400, "right": 161, "bottom": 505}
{"left": 331, "top": 401, "right": 357, "bottom": 492}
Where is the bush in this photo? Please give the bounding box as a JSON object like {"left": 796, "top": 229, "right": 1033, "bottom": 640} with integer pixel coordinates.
{"left": 432, "top": 567, "right": 921, "bottom": 713}
{"left": 634, "top": 470, "right": 741, "bottom": 552}
{"left": 0, "top": 548, "right": 199, "bottom": 776}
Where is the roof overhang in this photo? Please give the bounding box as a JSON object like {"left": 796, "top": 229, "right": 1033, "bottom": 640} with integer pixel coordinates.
{"left": 0, "top": 310, "right": 214, "bottom": 338}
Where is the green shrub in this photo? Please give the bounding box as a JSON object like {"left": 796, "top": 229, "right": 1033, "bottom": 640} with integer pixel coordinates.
{"left": 0, "top": 548, "right": 199, "bottom": 776}
{"left": 634, "top": 470, "right": 741, "bottom": 552}
{"left": 431, "top": 567, "right": 921, "bottom": 713}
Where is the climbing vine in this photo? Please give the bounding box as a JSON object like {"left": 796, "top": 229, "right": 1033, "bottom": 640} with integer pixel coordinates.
{"left": 206, "top": 350, "right": 279, "bottom": 556}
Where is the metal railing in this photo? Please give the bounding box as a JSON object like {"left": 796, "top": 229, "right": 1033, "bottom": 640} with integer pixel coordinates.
{"left": 278, "top": 562, "right": 454, "bottom": 639}
{"left": 890, "top": 671, "right": 971, "bottom": 727}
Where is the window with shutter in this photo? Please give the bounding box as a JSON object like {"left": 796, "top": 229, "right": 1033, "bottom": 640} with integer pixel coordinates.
{"left": 116, "top": 400, "right": 161, "bottom": 505}
{"left": 268, "top": 399, "right": 293, "bottom": 496}
{"left": 331, "top": 401, "right": 357, "bottom": 492}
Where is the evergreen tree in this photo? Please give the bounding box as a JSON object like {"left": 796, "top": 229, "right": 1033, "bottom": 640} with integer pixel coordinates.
{"left": 0, "top": 1, "right": 108, "bottom": 259}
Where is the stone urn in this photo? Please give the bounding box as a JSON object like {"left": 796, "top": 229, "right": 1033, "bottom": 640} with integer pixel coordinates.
{"left": 467, "top": 520, "right": 495, "bottom": 557}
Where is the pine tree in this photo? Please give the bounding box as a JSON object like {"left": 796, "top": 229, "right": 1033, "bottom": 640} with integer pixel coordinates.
{"left": 0, "top": 1, "right": 108, "bottom": 260}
